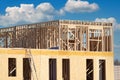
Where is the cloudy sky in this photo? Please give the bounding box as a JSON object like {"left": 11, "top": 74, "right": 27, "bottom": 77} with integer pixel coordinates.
{"left": 0, "top": 0, "right": 120, "bottom": 60}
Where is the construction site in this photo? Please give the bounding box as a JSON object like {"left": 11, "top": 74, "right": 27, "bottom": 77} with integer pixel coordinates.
{"left": 0, "top": 20, "right": 114, "bottom": 80}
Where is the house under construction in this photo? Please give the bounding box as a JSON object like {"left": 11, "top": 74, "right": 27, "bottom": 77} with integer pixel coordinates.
{"left": 0, "top": 20, "right": 114, "bottom": 80}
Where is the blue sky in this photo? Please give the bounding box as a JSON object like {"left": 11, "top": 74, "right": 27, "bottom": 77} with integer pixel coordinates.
{"left": 0, "top": 0, "right": 120, "bottom": 60}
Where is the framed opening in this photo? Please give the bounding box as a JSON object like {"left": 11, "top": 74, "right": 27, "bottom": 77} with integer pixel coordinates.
{"left": 99, "top": 60, "right": 106, "bottom": 80}
{"left": 49, "top": 58, "right": 57, "bottom": 80}
{"left": 8, "top": 58, "right": 16, "bottom": 77}
{"left": 23, "top": 58, "right": 31, "bottom": 80}
{"left": 62, "top": 59, "right": 70, "bottom": 80}
{"left": 86, "top": 59, "right": 93, "bottom": 80}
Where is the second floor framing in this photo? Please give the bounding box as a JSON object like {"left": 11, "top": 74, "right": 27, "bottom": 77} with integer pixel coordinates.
{"left": 0, "top": 20, "right": 113, "bottom": 52}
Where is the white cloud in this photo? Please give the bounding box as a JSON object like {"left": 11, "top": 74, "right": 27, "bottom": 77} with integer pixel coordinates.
{"left": 0, "top": 3, "right": 63, "bottom": 27}
{"left": 95, "top": 17, "right": 120, "bottom": 30}
{"left": 62, "top": 0, "right": 99, "bottom": 13}
{"left": 0, "top": 0, "right": 100, "bottom": 27}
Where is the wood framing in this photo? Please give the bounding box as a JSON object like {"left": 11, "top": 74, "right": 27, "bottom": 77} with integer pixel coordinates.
{"left": 0, "top": 20, "right": 113, "bottom": 51}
